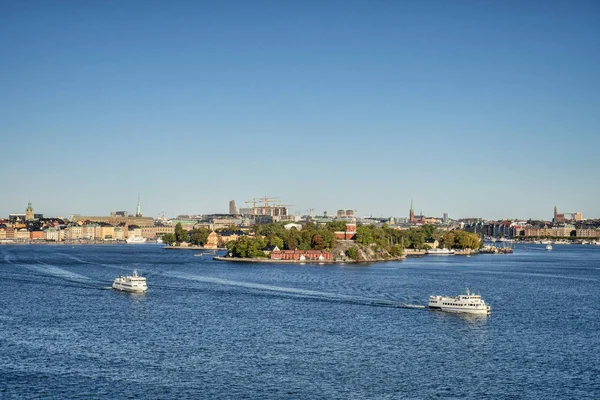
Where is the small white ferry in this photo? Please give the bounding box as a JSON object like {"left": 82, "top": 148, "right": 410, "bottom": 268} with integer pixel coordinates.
{"left": 112, "top": 269, "right": 148, "bottom": 293}
{"left": 426, "top": 248, "right": 455, "bottom": 255}
{"left": 126, "top": 235, "right": 147, "bottom": 244}
{"left": 428, "top": 289, "right": 490, "bottom": 315}
{"left": 546, "top": 244, "right": 552, "bottom": 251}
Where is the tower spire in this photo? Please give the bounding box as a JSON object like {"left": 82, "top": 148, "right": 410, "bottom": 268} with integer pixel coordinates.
{"left": 136, "top": 194, "right": 142, "bottom": 217}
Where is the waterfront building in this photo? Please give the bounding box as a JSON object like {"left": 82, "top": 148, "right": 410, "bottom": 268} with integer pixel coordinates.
{"left": 219, "top": 231, "right": 244, "bottom": 244}
{"left": 155, "top": 224, "right": 175, "bottom": 237}
{"left": 100, "top": 225, "right": 115, "bottom": 241}
{"left": 64, "top": 225, "right": 84, "bottom": 240}
{"left": 30, "top": 231, "right": 44, "bottom": 241}
{"left": 73, "top": 215, "right": 154, "bottom": 227}
{"left": 269, "top": 250, "right": 332, "bottom": 261}
{"left": 204, "top": 231, "right": 220, "bottom": 249}
{"left": 552, "top": 224, "right": 575, "bottom": 238}
{"left": 114, "top": 227, "right": 125, "bottom": 241}
{"left": 576, "top": 228, "right": 600, "bottom": 238}
{"left": 44, "top": 228, "right": 59, "bottom": 241}
{"left": 425, "top": 238, "right": 439, "bottom": 249}
{"left": 128, "top": 226, "right": 143, "bottom": 239}
{"left": 82, "top": 223, "right": 100, "bottom": 240}
{"left": 141, "top": 225, "right": 157, "bottom": 239}
{"left": 14, "top": 229, "right": 30, "bottom": 241}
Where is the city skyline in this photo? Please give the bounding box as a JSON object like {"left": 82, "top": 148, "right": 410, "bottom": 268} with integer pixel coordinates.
{"left": 1, "top": 197, "right": 594, "bottom": 222}
{"left": 1, "top": 1, "right": 599, "bottom": 220}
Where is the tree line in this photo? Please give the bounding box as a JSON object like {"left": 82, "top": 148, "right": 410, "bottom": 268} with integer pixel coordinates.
{"left": 161, "top": 222, "right": 481, "bottom": 258}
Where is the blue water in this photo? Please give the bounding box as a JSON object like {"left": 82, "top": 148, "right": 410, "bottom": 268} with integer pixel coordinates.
{"left": 0, "top": 244, "right": 599, "bottom": 399}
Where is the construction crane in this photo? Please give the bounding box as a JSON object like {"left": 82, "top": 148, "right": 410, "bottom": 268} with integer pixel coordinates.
{"left": 243, "top": 196, "right": 292, "bottom": 216}
{"left": 244, "top": 198, "right": 258, "bottom": 215}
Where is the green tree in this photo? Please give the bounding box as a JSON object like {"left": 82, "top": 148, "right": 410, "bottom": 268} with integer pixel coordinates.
{"left": 441, "top": 231, "right": 456, "bottom": 249}
{"left": 190, "top": 228, "right": 210, "bottom": 246}
{"left": 311, "top": 234, "right": 324, "bottom": 250}
{"left": 390, "top": 244, "right": 404, "bottom": 257}
{"left": 162, "top": 233, "right": 176, "bottom": 246}
{"left": 266, "top": 234, "right": 284, "bottom": 249}
{"left": 356, "top": 225, "right": 374, "bottom": 245}
{"left": 422, "top": 224, "right": 438, "bottom": 239}
{"left": 346, "top": 246, "right": 359, "bottom": 260}
{"left": 326, "top": 220, "right": 347, "bottom": 232}
{"left": 174, "top": 223, "right": 190, "bottom": 243}
{"left": 409, "top": 229, "right": 425, "bottom": 249}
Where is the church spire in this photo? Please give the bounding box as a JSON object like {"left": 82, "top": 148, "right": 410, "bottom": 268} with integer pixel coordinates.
{"left": 136, "top": 195, "right": 142, "bottom": 217}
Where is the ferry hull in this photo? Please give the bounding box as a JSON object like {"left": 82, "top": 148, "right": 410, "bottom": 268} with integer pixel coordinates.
{"left": 428, "top": 305, "right": 489, "bottom": 315}
{"left": 112, "top": 283, "right": 147, "bottom": 293}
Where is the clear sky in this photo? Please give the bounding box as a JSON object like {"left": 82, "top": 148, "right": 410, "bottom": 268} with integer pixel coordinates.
{"left": 1, "top": 0, "right": 598, "bottom": 220}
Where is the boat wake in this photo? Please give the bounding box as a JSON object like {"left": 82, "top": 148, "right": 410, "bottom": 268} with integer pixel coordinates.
{"left": 29, "top": 261, "right": 93, "bottom": 283}
{"left": 164, "top": 271, "right": 425, "bottom": 310}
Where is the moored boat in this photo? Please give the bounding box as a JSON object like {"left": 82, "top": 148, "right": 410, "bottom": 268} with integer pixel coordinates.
{"left": 112, "top": 269, "right": 148, "bottom": 293}
{"left": 428, "top": 289, "right": 490, "bottom": 314}
{"left": 126, "top": 235, "right": 147, "bottom": 244}
{"left": 426, "top": 248, "right": 455, "bottom": 255}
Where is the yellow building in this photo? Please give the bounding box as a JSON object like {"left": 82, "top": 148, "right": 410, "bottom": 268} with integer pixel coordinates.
{"left": 14, "top": 229, "right": 30, "bottom": 241}
{"left": 204, "top": 231, "right": 220, "bottom": 249}
{"left": 100, "top": 226, "right": 115, "bottom": 241}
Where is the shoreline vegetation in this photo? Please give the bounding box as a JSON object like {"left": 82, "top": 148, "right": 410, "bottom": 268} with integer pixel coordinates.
{"left": 216, "top": 221, "right": 482, "bottom": 263}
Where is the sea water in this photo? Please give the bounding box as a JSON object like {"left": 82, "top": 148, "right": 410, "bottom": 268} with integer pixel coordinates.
{"left": 0, "top": 244, "right": 598, "bottom": 399}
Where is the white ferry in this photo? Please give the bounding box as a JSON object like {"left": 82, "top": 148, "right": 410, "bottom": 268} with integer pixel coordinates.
{"left": 546, "top": 244, "right": 552, "bottom": 251}
{"left": 112, "top": 269, "right": 148, "bottom": 293}
{"left": 126, "top": 235, "right": 147, "bottom": 244}
{"left": 428, "top": 289, "right": 490, "bottom": 315}
{"left": 426, "top": 248, "right": 455, "bottom": 255}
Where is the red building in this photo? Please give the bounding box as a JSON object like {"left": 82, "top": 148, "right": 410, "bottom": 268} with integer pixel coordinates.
{"left": 30, "top": 231, "right": 44, "bottom": 240}
{"left": 335, "top": 220, "right": 357, "bottom": 240}
{"left": 270, "top": 250, "right": 333, "bottom": 261}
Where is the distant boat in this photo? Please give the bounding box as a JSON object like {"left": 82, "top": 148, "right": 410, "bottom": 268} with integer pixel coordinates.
{"left": 546, "top": 244, "right": 553, "bottom": 251}
{"left": 112, "top": 269, "right": 147, "bottom": 293}
{"left": 126, "top": 235, "right": 147, "bottom": 244}
{"left": 426, "top": 248, "right": 455, "bottom": 255}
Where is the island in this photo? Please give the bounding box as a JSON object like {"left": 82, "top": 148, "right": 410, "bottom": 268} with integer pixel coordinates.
{"left": 212, "top": 220, "right": 482, "bottom": 264}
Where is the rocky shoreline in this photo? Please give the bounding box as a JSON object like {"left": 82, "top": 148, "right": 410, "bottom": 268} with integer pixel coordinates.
{"left": 213, "top": 256, "right": 405, "bottom": 264}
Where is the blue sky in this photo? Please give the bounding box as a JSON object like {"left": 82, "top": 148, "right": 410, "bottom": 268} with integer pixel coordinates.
{"left": 1, "top": 0, "right": 598, "bottom": 220}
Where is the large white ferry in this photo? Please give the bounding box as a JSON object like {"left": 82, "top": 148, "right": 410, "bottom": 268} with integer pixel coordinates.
{"left": 428, "top": 289, "right": 490, "bottom": 314}
{"left": 112, "top": 269, "right": 148, "bottom": 293}
{"left": 426, "top": 248, "right": 455, "bottom": 255}
{"left": 126, "top": 235, "right": 147, "bottom": 244}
